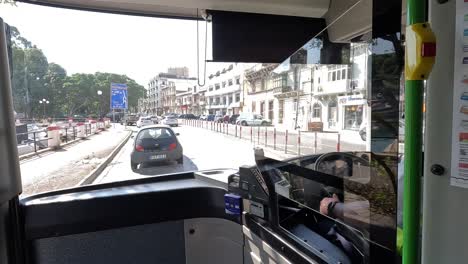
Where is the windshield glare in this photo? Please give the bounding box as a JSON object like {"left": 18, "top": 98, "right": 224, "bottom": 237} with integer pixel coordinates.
{"left": 4, "top": 1, "right": 402, "bottom": 260}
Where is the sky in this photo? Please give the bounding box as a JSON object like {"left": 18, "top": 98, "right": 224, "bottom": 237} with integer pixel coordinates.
{"left": 0, "top": 2, "right": 214, "bottom": 87}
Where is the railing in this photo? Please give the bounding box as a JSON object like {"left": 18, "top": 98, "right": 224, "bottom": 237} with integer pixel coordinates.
{"left": 16, "top": 123, "right": 97, "bottom": 155}
{"left": 180, "top": 119, "right": 366, "bottom": 156}
{"left": 273, "top": 86, "right": 292, "bottom": 94}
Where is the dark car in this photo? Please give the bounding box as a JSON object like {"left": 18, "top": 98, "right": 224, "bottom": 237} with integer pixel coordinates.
{"left": 185, "top": 114, "right": 196, "bottom": 119}
{"left": 207, "top": 114, "right": 215, "bottom": 121}
{"left": 178, "top": 114, "right": 186, "bottom": 119}
{"left": 130, "top": 125, "right": 183, "bottom": 171}
{"left": 229, "top": 114, "right": 239, "bottom": 124}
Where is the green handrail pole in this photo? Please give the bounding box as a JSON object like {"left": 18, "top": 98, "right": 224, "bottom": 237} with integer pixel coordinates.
{"left": 404, "top": 0, "right": 426, "bottom": 263}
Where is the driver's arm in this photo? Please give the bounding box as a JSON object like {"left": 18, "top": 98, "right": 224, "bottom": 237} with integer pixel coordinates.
{"left": 320, "top": 194, "right": 344, "bottom": 220}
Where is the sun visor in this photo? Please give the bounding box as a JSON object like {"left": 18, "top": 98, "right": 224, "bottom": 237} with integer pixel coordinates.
{"left": 209, "top": 10, "right": 326, "bottom": 63}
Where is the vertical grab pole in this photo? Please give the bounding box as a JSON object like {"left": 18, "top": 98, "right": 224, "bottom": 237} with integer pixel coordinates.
{"left": 404, "top": 0, "right": 429, "bottom": 263}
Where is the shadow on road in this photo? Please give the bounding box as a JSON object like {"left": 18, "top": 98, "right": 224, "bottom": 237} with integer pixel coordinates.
{"left": 136, "top": 155, "right": 198, "bottom": 176}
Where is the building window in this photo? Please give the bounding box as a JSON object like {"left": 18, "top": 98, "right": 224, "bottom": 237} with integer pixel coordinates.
{"left": 209, "top": 97, "right": 213, "bottom": 104}
{"left": 228, "top": 79, "right": 233, "bottom": 86}
{"left": 223, "top": 97, "right": 227, "bottom": 105}
{"left": 209, "top": 86, "right": 213, "bottom": 91}
{"left": 342, "top": 69, "right": 346, "bottom": 79}
{"left": 215, "top": 84, "right": 220, "bottom": 90}
{"left": 273, "top": 75, "right": 287, "bottom": 88}
{"left": 337, "top": 70, "right": 341, "bottom": 80}
{"left": 312, "top": 103, "right": 322, "bottom": 118}
{"left": 235, "top": 77, "right": 240, "bottom": 84}
{"left": 268, "top": 101, "right": 274, "bottom": 121}
{"left": 235, "top": 93, "right": 240, "bottom": 102}
{"left": 222, "top": 81, "right": 226, "bottom": 88}
{"left": 332, "top": 71, "right": 336, "bottom": 81}
{"left": 252, "top": 101, "right": 256, "bottom": 112}
{"left": 278, "top": 100, "right": 284, "bottom": 124}
{"left": 260, "top": 101, "right": 265, "bottom": 116}
{"left": 344, "top": 105, "right": 363, "bottom": 130}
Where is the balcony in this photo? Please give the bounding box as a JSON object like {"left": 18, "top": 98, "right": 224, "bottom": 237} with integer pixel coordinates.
{"left": 273, "top": 86, "right": 292, "bottom": 94}
{"left": 274, "top": 86, "right": 303, "bottom": 98}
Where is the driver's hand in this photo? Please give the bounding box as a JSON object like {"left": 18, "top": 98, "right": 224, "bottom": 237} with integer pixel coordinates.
{"left": 320, "top": 194, "right": 340, "bottom": 215}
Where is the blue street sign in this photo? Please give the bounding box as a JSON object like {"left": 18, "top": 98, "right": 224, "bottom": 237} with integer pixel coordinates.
{"left": 110, "top": 83, "right": 128, "bottom": 109}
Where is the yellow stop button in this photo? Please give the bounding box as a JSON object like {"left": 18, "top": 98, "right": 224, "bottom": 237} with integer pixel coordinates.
{"left": 405, "top": 23, "right": 436, "bottom": 80}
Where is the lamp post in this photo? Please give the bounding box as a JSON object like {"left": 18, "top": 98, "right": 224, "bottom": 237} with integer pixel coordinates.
{"left": 97, "top": 90, "right": 103, "bottom": 118}
{"left": 38, "top": 98, "right": 49, "bottom": 119}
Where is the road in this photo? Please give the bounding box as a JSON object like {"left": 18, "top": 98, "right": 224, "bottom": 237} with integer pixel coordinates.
{"left": 94, "top": 124, "right": 259, "bottom": 184}
{"left": 94, "top": 121, "right": 367, "bottom": 184}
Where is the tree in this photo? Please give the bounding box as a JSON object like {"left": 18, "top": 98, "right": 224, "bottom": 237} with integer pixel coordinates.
{"left": 9, "top": 25, "right": 147, "bottom": 119}
{"left": 44, "top": 63, "right": 67, "bottom": 117}
{"left": 61, "top": 73, "right": 96, "bottom": 117}
{"left": 9, "top": 26, "right": 50, "bottom": 118}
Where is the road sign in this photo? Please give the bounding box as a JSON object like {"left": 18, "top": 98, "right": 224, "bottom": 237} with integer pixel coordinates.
{"left": 110, "top": 83, "right": 128, "bottom": 109}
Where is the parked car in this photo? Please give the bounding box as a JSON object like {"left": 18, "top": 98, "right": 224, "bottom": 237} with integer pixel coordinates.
{"left": 130, "top": 125, "right": 183, "bottom": 171}
{"left": 214, "top": 114, "right": 224, "bottom": 122}
{"left": 136, "top": 116, "right": 153, "bottom": 128}
{"left": 359, "top": 119, "right": 406, "bottom": 142}
{"left": 149, "top": 115, "right": 159, "bottom": 124}
{"left": 236, "top": 113, "right": 271, "bottom": 126}
{"left": 179, "top": 114, "right": 186, "bottom": 119}
{"left": 162, "top": 116, "right": 178, "bottom": 127}
{"left": 229, "top": 114, "right": 239, "bottom": 124}
{"left": 207, "top": 114, "right": 215, "bottom": 121}
{"left": 199, "top": 115, "right": 208, "bottom": 120}
{"left": 185, "top": 114, "right": 196, "bottom": 119}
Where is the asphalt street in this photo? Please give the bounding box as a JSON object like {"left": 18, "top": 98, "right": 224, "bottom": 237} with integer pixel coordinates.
{"left": 94, "top": 124, "right": 259, "bottom": 184}
{"left": 93, "top": 121, "right": 367, "bottom": 185}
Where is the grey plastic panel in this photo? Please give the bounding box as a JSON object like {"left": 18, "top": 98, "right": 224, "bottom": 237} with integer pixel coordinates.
{"left": 184, "top": 218, "right": 243, "bottom": 264}
{"left": 243, "top": 226, "right": 317, "bottom": 264}
{"left": 32, "top": 221, "right": 185, "bottom": 264}
{"left": 422, "top": 0, "right": 468, "bottom": 263}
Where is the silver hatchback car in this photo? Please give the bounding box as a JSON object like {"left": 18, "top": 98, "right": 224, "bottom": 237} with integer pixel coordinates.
{"left": 130, "top": 125, "right": 183, "bottom": 171}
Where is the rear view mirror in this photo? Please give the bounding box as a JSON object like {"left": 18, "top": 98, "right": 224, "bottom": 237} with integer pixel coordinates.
{"left": 131, "top": 135, "right": 134, "bottom": 139}
{"left": 176, "top": 133, "right": 180, "bottom": 136}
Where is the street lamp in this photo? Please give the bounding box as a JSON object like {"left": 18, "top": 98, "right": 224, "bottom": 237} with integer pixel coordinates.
{"left": 97, "top": 90, "right": 103, "bottom": 118}
{"left": 39, "top": 98, "right": 49, "bottom": 119}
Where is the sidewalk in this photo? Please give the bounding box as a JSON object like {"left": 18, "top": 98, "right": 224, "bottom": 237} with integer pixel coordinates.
{"left": 181, "top": 120, "right": 366, "bottom": 157}
{"left": 19, "top": 124, "right": 130, "bottom": 196}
